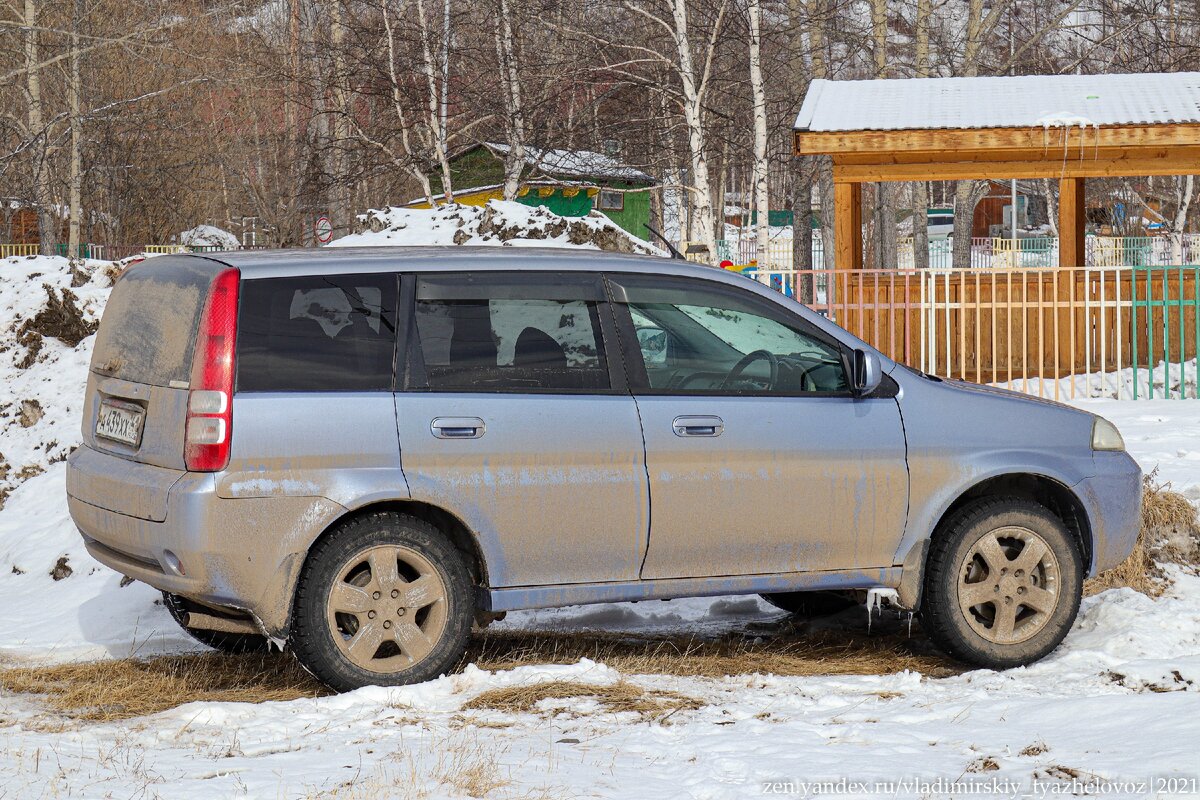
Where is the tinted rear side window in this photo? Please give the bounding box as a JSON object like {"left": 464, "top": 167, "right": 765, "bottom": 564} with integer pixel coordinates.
{"left": 237, "top": 274, "right": 398, "bottom": 392}
{"left": 412, "top": 273, "right": 610, "bottom": 391}
{"left": 91, "top": 256, "right": 220, "bottom": 387}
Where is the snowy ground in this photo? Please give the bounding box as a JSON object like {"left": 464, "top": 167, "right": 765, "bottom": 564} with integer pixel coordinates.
{"left": 1, "top": 256, "right": 1199, "bottom": 798}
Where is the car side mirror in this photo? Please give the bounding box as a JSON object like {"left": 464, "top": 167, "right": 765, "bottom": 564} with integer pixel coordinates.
{"left": 852, "top": 349, "right": 882, "bottom": 396}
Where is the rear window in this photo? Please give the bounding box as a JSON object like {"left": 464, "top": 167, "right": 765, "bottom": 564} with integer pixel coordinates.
{"left": 236, "top": 274, "right": 398, "bottom": 392}
{"left": 91, "top": 257, "right": 219, "bottom": 387}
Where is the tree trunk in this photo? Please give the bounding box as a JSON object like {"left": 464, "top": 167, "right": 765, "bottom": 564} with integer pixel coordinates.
{"left": 1041, "top": 179, "right": 1059, "bottom": 237}
{"left": 329, "top": 0, "right": 352, "bottom": 239}
{"left": 418, "top": 0, "right": 454, "bottom": 203}
{"left": 816, "top": 157, "right": 836, "bottom": 270}
{"left": 912, "top": 0, "right": 931, "bottom": 270}
{"left": 871, "top": 0, "right": 896, "bottom": 270}
{"left": 793, "top": 161, "right": 815, "bottom": 302}
{"left": 1172, "top": 175, "right": 1194, "bottom": 264}
{"left": 24, "top": 0, "right": 57, "bottom": 255}
{"left": 913, "top": 182, "right": 930, "bottom": 269}
{"left": 495, "top": 0, "right": 526, "bottom": 201}
{"left": 68, "top": 0, "right": 85, "bottom": 255}
{"left": 748, "top": 0, "right": 769, "bottom": 266}
{"left": 670, "top": 0, "right": 719, "bottom": 259}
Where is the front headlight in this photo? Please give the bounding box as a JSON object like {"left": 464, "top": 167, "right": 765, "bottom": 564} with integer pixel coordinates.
{"left": 1092, "top": 416, "right": 1125, "bottom": 451}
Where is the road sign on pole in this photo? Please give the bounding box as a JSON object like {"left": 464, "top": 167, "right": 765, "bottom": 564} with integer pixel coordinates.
{"left": 315, "top": 216, "right": 333, "bottom": 244}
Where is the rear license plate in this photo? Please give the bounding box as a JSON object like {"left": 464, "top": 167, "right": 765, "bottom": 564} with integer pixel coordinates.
{"left": 96, "top": 399, "right": 145, "bottom": 447}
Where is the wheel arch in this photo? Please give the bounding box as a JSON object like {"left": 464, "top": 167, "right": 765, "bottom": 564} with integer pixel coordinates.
{"left": 322, "top": 499, "right": 490, "bottom": 588}
{"left": 273, "top": 498, "right": 490, "bottom": 640}
{"left": 897, "top": 472, "right": 1092, "bottom": 609}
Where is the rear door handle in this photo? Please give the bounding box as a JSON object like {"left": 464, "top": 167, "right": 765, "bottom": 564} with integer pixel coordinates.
{"left": 430, "top": 417, "right": 486, "bottom": 439}
{"left": 672, "top": 415, "right": 724, "bottom": 437}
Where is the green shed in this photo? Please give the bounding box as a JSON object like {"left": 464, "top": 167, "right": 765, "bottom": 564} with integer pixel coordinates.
{"left": 413, "top": 143, "right": 657, "bottom": 240}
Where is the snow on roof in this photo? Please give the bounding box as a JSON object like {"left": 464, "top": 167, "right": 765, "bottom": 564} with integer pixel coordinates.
{"left": 794, "top": 72, "right": 1200, "bottom": 132}
{"left": 483, "top": 143, "right": 655, "bottom": 183}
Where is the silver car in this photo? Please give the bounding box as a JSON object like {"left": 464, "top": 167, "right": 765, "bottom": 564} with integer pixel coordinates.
{"left": 67, "top": 248, "right": 1141, "bottom": 691}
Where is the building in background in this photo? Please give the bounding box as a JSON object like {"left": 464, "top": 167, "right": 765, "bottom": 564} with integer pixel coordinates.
{"left": 407, "top": 143, "right": 657, "bottom": 240}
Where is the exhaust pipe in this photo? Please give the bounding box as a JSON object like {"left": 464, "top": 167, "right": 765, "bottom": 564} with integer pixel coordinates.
{"left": 183, "top": 611, "right": 260, "bottom": 636}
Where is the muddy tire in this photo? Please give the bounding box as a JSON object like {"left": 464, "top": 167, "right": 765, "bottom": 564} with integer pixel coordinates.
{"left": 759, "top": 590, "right": 858, "bottom": 618}
{"left": 290, "top": 512, "right": 473, "bottom": 692}
{"left": 920, "top": 497, "right": 1083, "bottom": 669}
{"left": 162, "top": 592, "right": 269, "bottom": 654}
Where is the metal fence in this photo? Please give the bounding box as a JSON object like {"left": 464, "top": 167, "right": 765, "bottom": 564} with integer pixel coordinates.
{"left": 718, "top": 233, "right": 1200, "bottom": 272}
{"left": 743, "top": 264, "right": 1200, "bottom": 400}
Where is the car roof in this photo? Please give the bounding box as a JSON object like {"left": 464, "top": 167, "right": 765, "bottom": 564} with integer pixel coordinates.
{"left": 195, "top": 245, "right": 711, "bottom": 280}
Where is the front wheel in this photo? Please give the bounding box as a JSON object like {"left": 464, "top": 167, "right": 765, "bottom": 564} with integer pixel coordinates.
{"left": 920, "top": 497, "right": 1083, "bottom": 669}
{"left": 290, "top": 512, "right": 474, "bottom": 692}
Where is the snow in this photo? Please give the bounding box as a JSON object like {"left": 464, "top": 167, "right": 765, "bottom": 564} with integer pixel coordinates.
{"left": 481, "top": 143, "right": 655, "bottom": 184}
{"left": 795, "top": 72, "right": 1200, "bottom": 132}
{"left": 335, "top": 199, "right": 665, "bottom": 256}
{"left": 993, "top": 358, "right": 1200, "bottom": 402}
{"left": 2, "top": 256, "right": 1200, "bottom": 797}
{"left": 179, "top": 224, "right": 240, "bottom": 249}
{"left": 1036, "top": 111, "right": 1099, "bottom": 130}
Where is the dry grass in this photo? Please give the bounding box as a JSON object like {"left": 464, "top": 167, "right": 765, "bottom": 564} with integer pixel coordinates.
{"left": 1086, "top": 474, "right": 1200, "bottom": 597}
{"left": 462, "top": 679, "right": 703, "bottom": 721}
{"left": 471, "top": 627, "right": 959, "bottom": 680}
{"left": 0, "top": 626, "right": 955, "bottom": 722}
{"left": 0, "top": 652, "right": 326, "bottom": 721}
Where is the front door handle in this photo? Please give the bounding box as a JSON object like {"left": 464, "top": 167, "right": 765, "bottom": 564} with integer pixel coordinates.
{"left": 672, "top": 415, "right": 724, "bottom": 437}
{"left": 431, "top": 417, "right": 486, "bottom": 439}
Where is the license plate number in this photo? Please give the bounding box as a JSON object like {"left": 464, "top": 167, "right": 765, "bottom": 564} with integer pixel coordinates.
{"left": 96, "top": 400, "right": 144, "bottom": 447}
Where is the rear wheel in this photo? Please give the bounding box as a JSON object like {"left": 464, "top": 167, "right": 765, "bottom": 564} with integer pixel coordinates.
{"left": 920, "top": 497, "right": 1082, "bottom": 669}
{"left": 162, "top": 592, "right": 269, "bottom": 653}
{"left": 290, "top": 512, "right": 473, "bottom": 692}
{"left": 759, "top": 590, "right": 858, "bottom": 618}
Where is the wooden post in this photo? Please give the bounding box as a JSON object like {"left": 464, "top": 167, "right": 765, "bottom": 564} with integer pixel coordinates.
{"left": 1058, "top": 177, "right": 1085, "bottom": 268}
{"left": 1058, "top": 177, "right": 1086, "bottom": 374}
{"left": 834, "top": 181, "right": 863, "bottom": 271}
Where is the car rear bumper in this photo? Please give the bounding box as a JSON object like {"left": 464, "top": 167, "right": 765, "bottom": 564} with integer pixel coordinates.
{"left": 66, "top": 444, "right": 346, "bottom": 637}
{"left": 1079, "top": 450, "right": 1143, "bottom": 575}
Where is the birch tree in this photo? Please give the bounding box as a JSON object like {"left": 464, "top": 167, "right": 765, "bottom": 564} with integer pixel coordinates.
{"left": 747, "top": 0, "right": 769, "bottom": 265}
{"left": 495, "top": 0, "right": 526, "bottom": 200}
{"left": 950, "top": 0, "right": 1013, "bottom": 268}
{"left": 22, "top": 0, "right": 57, "bottom": 253}
{"left": 67, "top": 0, "right": 84, "bottom": 253}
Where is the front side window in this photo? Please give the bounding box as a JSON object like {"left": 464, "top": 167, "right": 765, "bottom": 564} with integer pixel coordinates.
{"left": 616, "top": 276, "right": 848, "bottom": 394}
{"left": 237, "top": 273, "right": 398, "bottom": 392}
{"left": 413, "top": 274, "right": 610, "bottom": 391}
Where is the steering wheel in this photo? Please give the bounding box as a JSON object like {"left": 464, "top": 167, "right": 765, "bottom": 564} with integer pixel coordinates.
{"left": 721, "top": 349, "right": 778, "bottom": 390}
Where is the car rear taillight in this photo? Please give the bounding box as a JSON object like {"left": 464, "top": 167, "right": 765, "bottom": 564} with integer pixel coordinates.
{"left": 185, "top": 267, "right": 239, "bottom": 471}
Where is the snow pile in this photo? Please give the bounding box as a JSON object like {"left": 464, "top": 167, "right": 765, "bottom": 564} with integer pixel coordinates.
{"left": 0, "top": 256, "right": 113, "bottom": 508}
{"left": 179, "top": 224, "right": 239, "bottom": 249}
{"left": 992, "top": 359, "right": 1200, "bottom": 400}
{"left": 336, "top": 199, "right": 665, "bottom": 256}
{"left": 0, "top": 255, "right": 189, "bottom": 658}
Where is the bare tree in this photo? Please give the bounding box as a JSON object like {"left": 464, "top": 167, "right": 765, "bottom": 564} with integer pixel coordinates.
{"left": 747, "top": 0, "right": 769, "bottom": 264}
{"left": 495, "top": 0, "right": 526, "bottom": 200}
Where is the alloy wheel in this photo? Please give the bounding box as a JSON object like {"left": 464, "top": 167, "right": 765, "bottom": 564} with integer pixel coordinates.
{"left": 958, "top": 525, "right": 1061, "bottom": 645}
{"left": 326, "top": 544, "right": 449, "bottom": 673}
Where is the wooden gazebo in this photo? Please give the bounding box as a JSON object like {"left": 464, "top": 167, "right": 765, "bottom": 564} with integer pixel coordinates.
{"left": 793, "top": 72, "right": 1200, "bottom": 272}
{"left": 789, "top": 73, "right": 1200, "bottom": 391}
